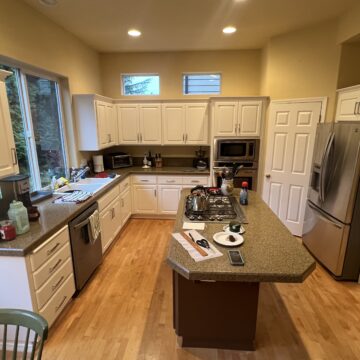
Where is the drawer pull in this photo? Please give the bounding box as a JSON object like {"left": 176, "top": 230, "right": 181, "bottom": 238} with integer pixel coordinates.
{"left": 166, "top": 180, "right": 176, "bottom": 183}
{"left": 191, "top": 180, "right": 200, "bottom": 183}
{"left": 47, "top": 243, "right": 60, "bottom": 256}
{"left": 11, "top": 148, "right": 18, "bottom": 165}
{"left": 140, "top": 179, "right": 149, "bottom": 182}
{"left": 55, "top": 295, "right": 67, "bottom": 312}
{"left": 52, "top": 276, "right": 65, "bottom": 292}
{"left": 49, "top": 259, "right": 62, "bottom": 274}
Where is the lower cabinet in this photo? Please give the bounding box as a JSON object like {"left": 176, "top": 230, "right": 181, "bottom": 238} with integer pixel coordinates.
{"left": 157, "top": 185, "right": 182, "bottom": 215}
{"left": 120, "top": 189, "right": 131, "bottom": 225}
{"left": 132, "top": 184, "right": 158, "bottom": 214}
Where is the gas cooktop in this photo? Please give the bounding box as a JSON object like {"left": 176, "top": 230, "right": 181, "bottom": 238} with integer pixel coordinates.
{"left": 184, "top": 187, "right": 248, "bottom": 223}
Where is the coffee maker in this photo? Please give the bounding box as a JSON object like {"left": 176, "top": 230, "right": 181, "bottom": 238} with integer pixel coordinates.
{"left": 192, "top": 147, "right": 208, "bottom": 170}
{"left": 0, "top": 174, "right": 33, "bottom": 219}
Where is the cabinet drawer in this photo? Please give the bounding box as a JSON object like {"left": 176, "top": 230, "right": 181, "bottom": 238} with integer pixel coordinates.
{"left": 36, "top": 257, "right": 73, "bottom": 309}
{"left": 30, "top": 226, "right": 69, "bottom": 271}
{"left": 32, "top": 242, "right": 71, "bottom": 290}
{"left": 98, "top": 184, "right": 120, "bottom": 212}
{"left": 119, "top": 177, "right": 131, "bottom": 193}
{"left": 182, "top": 176, "right": 208, "bottom": 186}
{"left": 157, "top": 176, "right": 183, "bottom": 185}
{"left": 132, "top": 175, "right": 157, "bottom": 184}
{"left": 39, "top": 273, "right": 75, "bottom": 327}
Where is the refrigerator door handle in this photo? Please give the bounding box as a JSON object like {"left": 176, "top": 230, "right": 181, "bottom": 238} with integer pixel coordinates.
{"left": 308, "top": 201, "right": 343, "bottom": 229}
{"left": 319, "top": 132, "right": 335, "bottom": 202}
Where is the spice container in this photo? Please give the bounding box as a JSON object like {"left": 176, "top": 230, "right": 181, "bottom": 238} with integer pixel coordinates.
{"left": 7, "top": 200, "right": 30, "bottom": 235}
{"left": 0, "top": 220, "right": 17, "bottom": 241}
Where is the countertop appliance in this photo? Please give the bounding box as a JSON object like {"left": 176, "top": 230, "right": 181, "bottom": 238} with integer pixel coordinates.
{"left": 104, "top": 152, "right": 133, "bottom": 169}
{"left": 193, "top": 147, "right": 208, "bottom": 170}
{"left": 184, "top": 186, "right": 247, "bottom": 223}
{"left": 214, "top": 138, "right": 259, "bottom": 162}
{"left": 68, "top": 202, "right": 102, "bottom": 291}
{"left": 303, "top": 122, "right": 360, "bottom": 281}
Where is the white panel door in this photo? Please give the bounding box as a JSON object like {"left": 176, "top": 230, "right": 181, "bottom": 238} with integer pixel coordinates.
{"left": 185, "top": 103, "right": 208, "bottom": 145}
{"left": 139, "top": 104, "right": 162, "bottom": 144}
{"left": 95, "top": 101, "right": 109, "bottom": 149}
{"left": 0, "top": 75, "right": 18, "bottom": 178}
{"left": 162, "top": 103, "right": 186, "bottom": 144}
{"left": 335, "top": 88, "right": 360, "bottom": 122}
{"left": 120, "top": 189, "right": 132, "bottom": 225}
{"left": 106, "top": 104, "right": 117, "bottom": 147}
{"left": 117, "top": 104, "right": 140, "bottom": 144}
{"left": 213, "top": 102, "right": 238, "bottom": 136}
{"left": 132, "top": 185, "right": 157, "bottom": 214}
{"left": 157, "top": 185, "right": 182, "bottom": 215}
{"left": 238, "top": 101, "right": 262, "bottom": 137}
{"left": 262, "top": 100, "right": 322, "bottom": 236}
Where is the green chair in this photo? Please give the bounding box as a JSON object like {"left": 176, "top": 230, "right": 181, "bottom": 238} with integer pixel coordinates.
{"left": 0, "top": 309, "right": 48, "bottom": 360}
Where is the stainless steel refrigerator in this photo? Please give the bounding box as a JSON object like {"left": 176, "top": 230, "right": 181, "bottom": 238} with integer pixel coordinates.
{"left": 303, "top": 122, "right": 360, "bottom": 281}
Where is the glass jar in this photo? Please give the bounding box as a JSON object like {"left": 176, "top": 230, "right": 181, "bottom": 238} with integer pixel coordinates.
{"left": 7, "top": 201, "right": 30, "bottom": 235}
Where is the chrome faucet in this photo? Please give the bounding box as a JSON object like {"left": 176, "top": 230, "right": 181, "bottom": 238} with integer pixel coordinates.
{"left": 70, "top": 166, "right": 90, "bottom": 182}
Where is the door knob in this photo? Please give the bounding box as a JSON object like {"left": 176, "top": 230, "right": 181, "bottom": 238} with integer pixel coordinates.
{"left": 265, "top": 174, "right": 271, "bottom": 178}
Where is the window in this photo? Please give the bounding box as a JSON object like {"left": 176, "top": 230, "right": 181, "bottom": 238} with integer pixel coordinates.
{"left": 0, "top": 64, "right": 67, "bottom": 191}
{"left": 121, "top": 74, "right": 160, "bottom": 96}
{"left": 183, "top": 73, "right": 221, "bottom": 95}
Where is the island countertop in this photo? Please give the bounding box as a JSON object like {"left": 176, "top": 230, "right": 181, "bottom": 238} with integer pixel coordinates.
{"left": 167, "top": 190, "right": 316, "bottom": 283}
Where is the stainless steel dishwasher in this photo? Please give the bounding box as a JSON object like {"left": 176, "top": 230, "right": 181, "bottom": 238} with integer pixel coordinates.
{"left": 69, "top": 202, "right": 102, "bottom": 291}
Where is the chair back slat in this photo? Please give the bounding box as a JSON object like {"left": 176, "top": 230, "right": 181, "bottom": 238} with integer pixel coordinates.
{"left": 22, "top": 328, "right": 30, "bottom": 360}
{"left": 12, "top": 325, "right": 19, "bottom": 360}
{"left": 36, "top": 339, "right": 45, "bottom": 360}
{"left": 29, "top": 333, "right": 38, "bottom": 360}
{"left": 2, "top": 324, "right": 7, "bottom": 360}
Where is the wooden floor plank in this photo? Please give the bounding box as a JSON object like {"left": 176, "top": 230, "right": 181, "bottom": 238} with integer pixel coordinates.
{"left": 42, "top": 219, "right": 360, "bottom": 360}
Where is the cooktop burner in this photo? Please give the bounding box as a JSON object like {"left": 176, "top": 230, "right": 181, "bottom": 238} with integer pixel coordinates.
{"left": 184, "top": 188, "right": 248, "bottom": 223}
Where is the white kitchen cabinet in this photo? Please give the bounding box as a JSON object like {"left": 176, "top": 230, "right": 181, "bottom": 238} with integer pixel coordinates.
{"left": 132, "top": 184, "right": 158, "bottom": 214}
{"left": 162, "top": 102, "right": 209, "bottom": 145}
{"left": 336, "top": 85, "right": 360, "bottom": 121}
{"left": 0, "top": 70, "right": 19, "bottom": 179}
{"left": 117, "top": 103, "right": 162, "bottom": 144}
{"left": 120, "top": 188, "right": 132, "bottom": 225}
{"left": 213, "top": 99, "right": 263, "bottom": 137}
{"left": 73, "top": 95, "right": 117, "bottom": 151}
{"left": 157, "top": 185, "right": 182, "bottom": 215}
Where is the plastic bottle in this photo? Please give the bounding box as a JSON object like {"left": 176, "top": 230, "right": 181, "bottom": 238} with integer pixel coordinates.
{"left": 239, "top": 181, "right": 249, "bottom": 205}
{"left": 7, "top": 200, "right": 30, "bottom": 235}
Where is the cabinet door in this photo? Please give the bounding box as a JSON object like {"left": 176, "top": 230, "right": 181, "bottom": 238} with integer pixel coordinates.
{"left": 117, "top": 104, "right": 140, "bottom": 144}
{"left": 132, "top": 185, "right": 157, "bottom": 214}
{"left": 162, "top": 103, "right": 186, "bottom": 145}
{"left": 213, "top": 102, "right": 238, "bottom": 136}
{"left": 238, "top": 101, "right": 262, "bottom": 137}
{"left": 120, "top": 189, "right": 132, "bottom": 225}
{"left": 106, "top": 104, "right": 117, "bottom": 146}
{"left": 139, "top": 104, "right": 162, "bottom": 144}
{"left": 100, "top": 206, "right": 114, "bottom": 253}
{"left": 157, "top": 185, "right": 182, "bottom": 215}
{"left": 336, "top": 88, "right": 360, "bottom": 122}
{"left": 0, "top": 77, "right": 18, "bottom": 178}
{"left": 185, "top": 103, "right": 208, "bottom": 145}
{"left": 95, "top": 101, "right": 110, "bottom": 149}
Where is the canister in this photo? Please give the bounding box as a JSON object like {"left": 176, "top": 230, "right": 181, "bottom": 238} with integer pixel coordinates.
{"left": 7, "top": 200, "right": 30, "bottom": 235}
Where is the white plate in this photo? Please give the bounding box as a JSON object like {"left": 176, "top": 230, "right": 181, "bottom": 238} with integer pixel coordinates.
{"left": 223, "top": 225, "right": 246, "bottom": 235}
{"left": 213, "top": 232, "right": 244, "bottom": 247}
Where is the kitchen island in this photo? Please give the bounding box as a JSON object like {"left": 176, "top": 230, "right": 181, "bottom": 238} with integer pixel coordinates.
{"left": 167, "top": 189, "right": 315, "bottom": 350}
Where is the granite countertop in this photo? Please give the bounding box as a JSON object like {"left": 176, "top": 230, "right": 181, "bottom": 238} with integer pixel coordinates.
{"left": 167, "top": 190, "right": 316, "bottom": 283}
{"left": 0, "top": 166, "right": 210, "bottom": 257}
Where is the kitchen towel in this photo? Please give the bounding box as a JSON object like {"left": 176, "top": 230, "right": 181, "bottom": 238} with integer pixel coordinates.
{"left": 88, "top": 209, "right": 100, "bottom": 244}
{"left": 172, "top": 230, "right": 223, "bottom": 262}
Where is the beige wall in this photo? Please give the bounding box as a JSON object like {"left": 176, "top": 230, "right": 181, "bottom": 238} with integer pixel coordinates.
{"left": 261, "top": 19, "right": 341, "bottom": 121}
{"left": 0, "top": 0, "right": 102, "bottom": 95}
{"left": 337, "top": 42, "right": 360, "bottom": 89}
{"left": 100, "top": 50, "right": 261, "bottom": 99}
{"left": 337, "top": 2, "right": 360, "bottom": 44}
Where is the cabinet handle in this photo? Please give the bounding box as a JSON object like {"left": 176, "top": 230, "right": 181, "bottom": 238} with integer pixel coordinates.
{"left": 356, "top": 102, "right": 360, "bottom": 115}
{"left": 137, "top": 133, "right": 140, "bottom": 142}
{"left": 140, "top": 133, "right": 142, "bottom": 142}
{"left": 52, "top": 276, "right": 65, "bottom": 292}
{"left": 154, "top": 189, "right": 157, "bottom": 197}
{"left": 47, "top": 243, "right": 60, "bottom": 256}
{"left": 111, "top": 208, "right": 115, "bottom": 219}
{"left": 49, "top": 258, "right": 62, "bottom": 274}
{"left": 265, "top": 174, "right": 271, "bottom": 178}
{"left": 191, "top": 180, "right": 200, "bottom": 183}
{"left": 141, "top": 179, "right": 149, "bottom": 182}
{"left": 11, "top": 148, "right": 18, "bottom": 165}
{"left": 55, "top": 296, "right": 67, "bottom": 312}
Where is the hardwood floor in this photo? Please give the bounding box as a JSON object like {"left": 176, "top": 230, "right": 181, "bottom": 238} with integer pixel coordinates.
{"left": 43, "top": 219, "right": 360, "bottom": 360}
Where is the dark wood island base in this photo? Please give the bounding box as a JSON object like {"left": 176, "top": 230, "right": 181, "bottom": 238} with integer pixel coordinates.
{"left": 173, "top": 271, "right": 260, "bottom": 350}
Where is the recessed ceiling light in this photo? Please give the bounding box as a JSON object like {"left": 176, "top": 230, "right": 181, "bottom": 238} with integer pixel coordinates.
{"left": 223, "top": 26, "right": 237, "bottom": 34}
{"left": 128, "top": 29, "right": 142, "bottom": 37}
{"left": 39, "top": 0, "right": 58, "bottom": 5}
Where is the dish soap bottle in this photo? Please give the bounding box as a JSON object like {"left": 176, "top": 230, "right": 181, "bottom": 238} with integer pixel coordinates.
{"left": 239, "top": 181, "right": 248, "bottom": 205}
{"left": 7, "top": 200, "right": 30, "bottom": 235}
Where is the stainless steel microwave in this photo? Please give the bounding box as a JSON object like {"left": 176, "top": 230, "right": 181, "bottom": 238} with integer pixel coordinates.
{"left": 104, "top": 153, "right": 133, "bottom": 169}
{"left": 214, "top": 138, "right": 260, "bottom": 162}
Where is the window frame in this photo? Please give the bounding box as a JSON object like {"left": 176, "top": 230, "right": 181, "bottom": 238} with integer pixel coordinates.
{"left": 182, "top": 72, "right": 222, "bottom": 96}
{"left": 0, "top": 58, "right": 69, "bottom": 191}
{"left": 121, "top": 73, "right": 160, "bottom": 96}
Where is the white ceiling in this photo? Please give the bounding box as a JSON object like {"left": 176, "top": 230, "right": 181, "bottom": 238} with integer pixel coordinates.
{"left": 24, "top": 0, "right": 357, "bottom": 52}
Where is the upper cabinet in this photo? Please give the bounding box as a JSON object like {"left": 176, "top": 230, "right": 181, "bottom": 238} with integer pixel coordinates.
{"left": 0, "top": 70, "right": 19, "bottom": 179}
{"left": 212, "top": 99, "right": 263, "bottom": 137}
{"left": 117, "top": 103, "right": 162, "bottom": 145}
{"left": 336, "top": 85, "right": 360, "bottom": 122}
{"left": 73, "top": 95, "right": 117, "bottom": 151}
{"left": 162, "top": 102, "right": 209, "bottom": 145}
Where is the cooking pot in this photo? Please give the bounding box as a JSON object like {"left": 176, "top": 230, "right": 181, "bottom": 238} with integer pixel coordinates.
{"left": 192, "top": 194, "right": 208, "bottom": 212}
